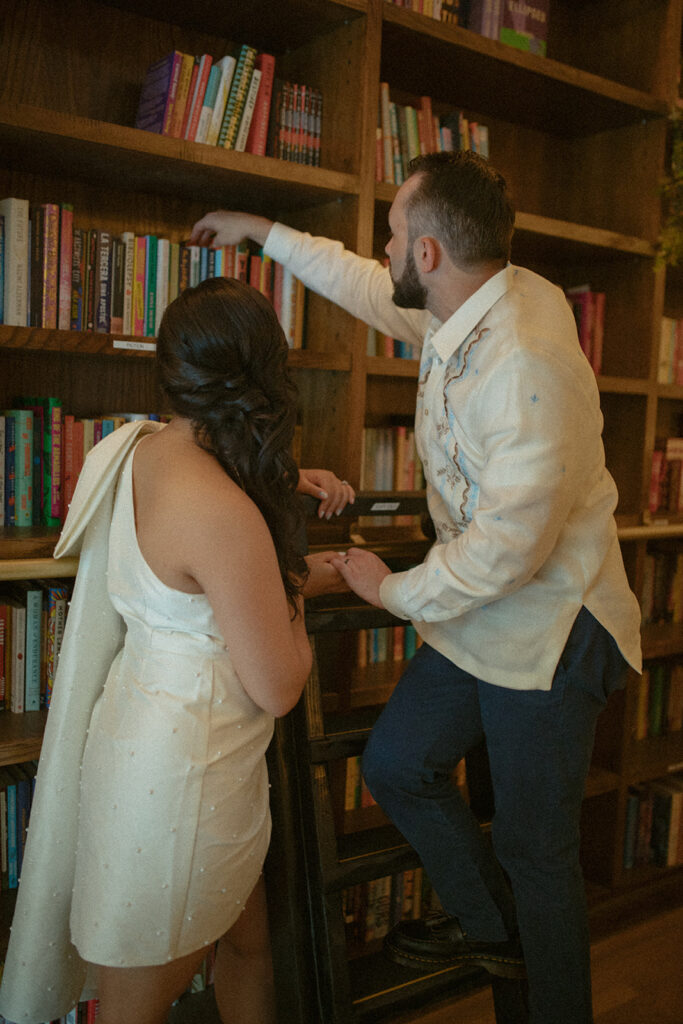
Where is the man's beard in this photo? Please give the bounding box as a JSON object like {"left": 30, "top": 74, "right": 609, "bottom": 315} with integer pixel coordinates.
{"left": 391, "top": 247, "right": 427, "bottom": 310}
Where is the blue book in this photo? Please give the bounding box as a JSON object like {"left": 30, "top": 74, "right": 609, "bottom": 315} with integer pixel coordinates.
{"left": 6, "top": 773, "right": 17, "bottom": 889}
{"left": 10, "top": 582, "right": 42, "bottom": 711}
{"left": 3, "top": 412, "right": 15, "bottom": 525}
{"left": 144, "top": 235, "right": 158, "bottom": 337}
{"left": 4, "top": 409, "right": 33, "bottom": 526}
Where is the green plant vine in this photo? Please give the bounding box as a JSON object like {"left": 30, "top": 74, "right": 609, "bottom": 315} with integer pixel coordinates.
{"left": 656, "top": 107, "right": 683, "bottom": 270}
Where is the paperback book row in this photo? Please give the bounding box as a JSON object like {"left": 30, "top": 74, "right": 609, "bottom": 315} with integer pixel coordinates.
{"left": 648, "top": 438, "right": 683, "bottom": 519}
{"left": 0, "top": 1002, "right": 99, "bottom": 1024}
{"left": 639, "top": 542, "right": 683, "bottom": 625}
{"left": 632, "top": 661, "right": 683, "bottom": 741}
{"left": 0, "top": 197, "right": 307, "bottom": 350}
{"left": 564, "top": 284, "right": 604, "bottom": 377}
{"left": 0, "top": 760, "right": 37, "bottom": 891}
{"left": 0, "top": 580, "right": 72, "bottom": 713}
{"left": 345, "top": 749, "right": 466, "bottom": 813}
{"left": 355, "top": 623, "right": 421, "bottom": 669}
{"left": 360, "top": 426, "right": 425, "bottom": 492}
{"left": 657, "top": 316, "right": 683, "bottom": 386}
{"left": 343, "top": 866, "right": 443, "bottom": 949}
{"left": 366, "top": 324, "right": 420, "bottom": 360}
{"left": 384, "top": 0, "right": 550, "bottom": 56}
{"left": 135, "top": 47, "right": 321, "bottom": 166}
{"left": 377, "top": 85, "right": 490, "bottom": 187}
{"left": 623, "top": 770, "right": 683, "bottom": 870}
{"left": 1, "top": 403, "right": 166, "bottom": 529}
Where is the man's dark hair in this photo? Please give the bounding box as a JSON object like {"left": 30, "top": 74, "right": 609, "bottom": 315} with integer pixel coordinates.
{"left": 406, "top": 151, "right": 515, "bottom": 269}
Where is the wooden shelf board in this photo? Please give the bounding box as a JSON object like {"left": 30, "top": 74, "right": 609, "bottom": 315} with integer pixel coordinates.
{"left": 0, "top": 528, "right": 65, "bottom": 564}
{"left": 0, "top": 711, "right": 47, "bottom": 767}
{"left": 0, "top": 556, "right": 77, "bottom": 580}
{"left": 102, "top": 0, "right": 365, "bottom": 55}
{"left": 366, "top": 355, "right": 420, "bottom": 378}
{"left": 641, "top": 621, "right": 683, "bottom": 660}
{"left": 0, "top": 103, "right": 359, "bottom": 214}
{"left": 0, "top": 326, "right": 352, "bottom": 373}
{"left": 380, "top": 8, "right": 668, "bottom": 135}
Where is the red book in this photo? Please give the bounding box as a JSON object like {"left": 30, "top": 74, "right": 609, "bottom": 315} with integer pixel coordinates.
{"left": 249, "top": 253, "right": 262, "bottom": 291}
{"left": 57, "top": 203, "right": 73, "bottom": 330}
{"left": 61, "top": 413, "right": 76, "bottom": 515}
{"left": 184, "top": 54, "right": 213, "bottom": 142}
{"left": 180, "top": 59, "right": 200, "bottom": 140}
{"left": 245, "top": 52, "right": 276, "bottom": 156}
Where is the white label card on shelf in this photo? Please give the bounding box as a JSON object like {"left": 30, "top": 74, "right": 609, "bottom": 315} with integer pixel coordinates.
{"left": 113, "top": 339, "right": 157, "bottom": 352}
{"left": 370, "top": 502, "right": 401, "bottom": 512}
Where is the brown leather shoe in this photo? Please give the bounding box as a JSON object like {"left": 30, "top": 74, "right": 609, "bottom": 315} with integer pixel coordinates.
{"left": 384, "top": 914, "right": 526, "bottom": 979}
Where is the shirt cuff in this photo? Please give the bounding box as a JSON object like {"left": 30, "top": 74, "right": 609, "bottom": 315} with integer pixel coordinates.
{"left": 264, "top": 221, "right": 301, "bottom": 264}
{"left": 379, "top": 573, "right": 411, "bottom": 621}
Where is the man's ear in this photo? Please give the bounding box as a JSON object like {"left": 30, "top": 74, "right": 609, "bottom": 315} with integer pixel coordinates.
{"left": 414, "top": 236, "right": 440, "bottom": 273}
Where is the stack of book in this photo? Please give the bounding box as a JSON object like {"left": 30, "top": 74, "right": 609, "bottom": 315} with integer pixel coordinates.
{"left": 632, "top": 661, "right": 683, "bottom": 742}
{"left": 135, "top": 49, "right": 322, "bottom": 166}
{"left": 383, "top": 0, "right": 468, "bottom": 24}
{"left": 648, "top": 438, "right": 683, "bottom": 518}
{"left": 623, "top": 771, "right": 683, "bottom": 870}
{"left": 657, "top": 316, "right": 683, "bottom": 385}
{"left": 564, "top": 284, "right": 605, "bottom": 376}
{"left": 0, "top": 197, "right": 307, "bottom": 348}
{"left": 640, "top": 541, "right": 683, "bottom": 622}
{"left": 343, "top": 866, "right": 443, "bottom": 949}
{"left": 366, "top": 325, "right": 420, "bottom": 360}
{"left": 0, "top": 580, "right": 72, "bottom": 713}
{"left": 355, "top": 623, "right": 421, "bottom": 669}
{"left": 1, "top": 403, "right": 167, "bottom": 529}
{"left": 377, "top": 85, "right": 489, "bottom": 186}
{"left": 468, "top": 0, "right": 549, "bottom": 55}
{"left": 360, "top": 425, "right": 424, "bottom": 492}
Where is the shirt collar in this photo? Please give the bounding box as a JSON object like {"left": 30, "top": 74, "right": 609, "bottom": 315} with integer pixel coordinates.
{"left": 431, "top": 264, "right": 512, "bottom": 362}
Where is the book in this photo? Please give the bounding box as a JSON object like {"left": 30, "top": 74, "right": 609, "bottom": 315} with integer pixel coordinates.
{"left": 0, "top": 213, "right": 4, "bottom": 322}
{"left": 3, "top": 412, "right": 16, "bottom": 526}
{"left": 245, "top": 52, "right": 276, "bottom": 156}
{"left": 168, "top": 52, "right": 195, "bottom": 138}
{"left": 121, "top": 231, "right": 135, "bottom": 335}
{"left": 4, "top": 596, "right": 26, "bottom": 713}
{"left": 70, "top": 226, "right": 86, "bottom": 330}
{"left": 41, "top": 201, "right": 60, "bottom": 329}
{"left": 218, "top": 44, "right": 258, "bottom": 150}
{"left": 133, "top": 235, "right": 147, "bottom": 336}
{"left": 144, "top": 234, "right": 158, "bottom": 337}
{"left": 135, "top": 51, "right": 183, "bottom": 134}
{"left": 499, "top": 0, "right": 549, "bottom": 55}
{"left": 234, "top": 67, "right": 263, "bottom": 152}
{"left": 183, "top": 54, "right": 213, "bottom": 142}
{"left": 7, "top": 582, "right": 42, "bottom": 711}
{"left": 205, "top": 55, "right": 237, "bottom": 147}
{"left": 109, "top": 235, "right": 125, "bottom": 334}
{"left": 0, "top": 197, "right": 29, "bottom": 326}
{"left": 95, "top": 229, "right": 112, "bottom": 333}
{"left": 57, "top": 202, "right": 74, "bottom": 330}
{"left": 155, "top": 237, "right": 170, "bottom": 335}
{"left": 4, "top": 409, "right": 33, "bottom": 526}
{"left": 0, "top": 599, "right": 8, "bottom": 707}
{"left": 195, "top": 63, "right": 222, "bottom": 145}
{"left": 40, "top": 580, "right": 69, "bottom": 708}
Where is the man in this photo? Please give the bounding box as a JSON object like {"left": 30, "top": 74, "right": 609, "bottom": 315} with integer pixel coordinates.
{"left": 189, "top": 151, "right": 642, "bottom": 1024}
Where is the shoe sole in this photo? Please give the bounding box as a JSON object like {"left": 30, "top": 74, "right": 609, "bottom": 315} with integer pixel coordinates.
{"left": 384, "top": 939, "right": 527, "bottom": 980}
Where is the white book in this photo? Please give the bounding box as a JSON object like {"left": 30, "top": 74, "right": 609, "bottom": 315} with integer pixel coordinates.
{"left": 121, "top": 231, "right": 135, "bottom": 335}
{"left": 234, "top": 68, "right": 262, "bottom": 152}
{"left": 205, "top": 55, "right": 237, "bottom": 147}
{"left": 0, "top": 197, "right": 30, "bottom": 326}
{"left": 155, "top": 237, "right": 170, "bottom": 334}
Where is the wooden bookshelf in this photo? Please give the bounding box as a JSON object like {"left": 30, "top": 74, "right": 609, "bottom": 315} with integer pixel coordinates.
{"left": 2, "top": 0, "right": 683, "bottom": 1020}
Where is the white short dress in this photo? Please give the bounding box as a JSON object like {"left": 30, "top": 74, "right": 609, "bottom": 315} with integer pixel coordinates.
{"left": 70, "top": 448, "right": 274, "bottom": 967}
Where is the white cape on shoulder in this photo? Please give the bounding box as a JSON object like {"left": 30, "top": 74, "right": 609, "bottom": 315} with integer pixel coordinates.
{"left": 0, "top": 419, "right": 164, "bottom": 1024}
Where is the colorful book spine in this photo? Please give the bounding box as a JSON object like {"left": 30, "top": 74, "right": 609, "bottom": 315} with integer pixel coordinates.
{"left": 144, "top": 234, "right": 158, "bottom": 337}
{"left": 195, "top": 63, "right": 222, "bottom": 144}
{"left": 219, "top": 44, "right": 258, "bottom": 149}
{"left": 6, "top": 410, "right": 33, "bottom": 526}
{"left": 245, "top": 53, "right": 276, "bottom": 156}
{"left": 184, "top": 54, "right": 213, "bottom": 141}
{"left": 95, "top": 230, "right": 112, "bottom": 333}
{"left": 168, "top": 52, "right": 195, "bottom": 138}
{"left": 41, "top": 201, "right": 60, "bottom": 329}
{"left": 3, "top": 413, "right": 16, "bottom": 526}
{"left": 0, "top": 197, "right": 29, "bottom": 326}
{"left": 206, "top": 55, "right": 237, "bottom": 147}
{"left": 0, "top": 415, "right": 4, "bottom": 527}
{"left": 135, "top": 50, "right": 183, "bottom": 134}
{"left": 133, "top": 235, "right": 147, "bottom": 336}
{"left": 234, "top": 67, "right": 263, "bottom": 152}
{"left": 70, "top": 226, "right": 85, "bottom": 330}
{"left": 58, "top": 202, "right": 74, "bottom": 330}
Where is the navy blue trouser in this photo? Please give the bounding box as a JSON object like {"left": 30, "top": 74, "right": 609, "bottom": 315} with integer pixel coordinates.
{"left": 362, "top": 607, "right": 628, "bottom": 1024}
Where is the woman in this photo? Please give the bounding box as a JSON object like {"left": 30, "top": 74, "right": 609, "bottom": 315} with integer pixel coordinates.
{"left": 0, "top": 277, "right": 353, "bottom": 1024}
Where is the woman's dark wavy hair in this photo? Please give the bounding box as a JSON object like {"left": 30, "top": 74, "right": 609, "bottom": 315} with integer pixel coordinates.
{"left": 155, "top": 276, "right": 307, "bottom": 614}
